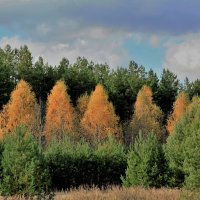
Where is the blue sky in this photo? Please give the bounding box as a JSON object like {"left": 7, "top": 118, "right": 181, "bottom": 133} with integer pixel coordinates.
{"left": 0, "top": 0, "right": 200, "bottom": 79}
{"left": 124, "top": 35, "right": 165, "bottom": 74}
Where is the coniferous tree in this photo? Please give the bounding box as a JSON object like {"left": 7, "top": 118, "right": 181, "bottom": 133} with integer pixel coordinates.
{"left": 157, "top": 69, "right": 179, "bottom": 118}
{"left": 122, "top": 133, "right": 167, "bottom": 188}
{"left": 167, "top": 91, "right": 189, "bottom": 134}
{"left": 77, "top": 93, "right": 90, "bottom": 117}
{"left": 44, "top": 80, "right": 75, "bottom": 140}
{"left": 166, "top": 97, "right": 200, "bottom": 189}
{"left": 0, "top": 47, "right": 15, "bottom": 109}
{"left": 63, "top": 57, "right": 96, "bottom": 105}
{"left": 0, "top": 108, "right": 8, "bottom": 140}
{"left": 16, "top": 45, "right": 33, "bottom": 81}
{"left": 81, "top": 84, "right": 121, "bottom": 140}
{"left": 1, "top": 126, "right": 50, "bottom": 197}
{"left": 1, "top": 80, "right": 37, "bottom": 134}
{"left": 131, "top": 85, "right": 163, "bottom": 140}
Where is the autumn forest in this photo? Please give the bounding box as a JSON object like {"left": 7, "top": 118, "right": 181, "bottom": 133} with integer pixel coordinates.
{"left": 0, "top": 44, "right": 200, "bottom": 198}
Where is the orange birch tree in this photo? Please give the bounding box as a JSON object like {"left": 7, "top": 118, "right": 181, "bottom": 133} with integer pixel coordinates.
{"left": 1, "top": 80, "right": 37, "bottom": 135}
{"left": 131, "top": 85, "right": 163, "bottom": 140}
{"left": 44, "top": 80, "right": 75, "bottom": 139}
{"left": 167, "top": 91, "right": 189, "bottom": 134}
{"left": 81, "top": 84, "right": 121, "bottom": 140}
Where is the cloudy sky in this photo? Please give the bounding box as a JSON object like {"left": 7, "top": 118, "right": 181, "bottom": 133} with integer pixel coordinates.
{"left": 0, "top": 0, "right": 200, "bottom": 79}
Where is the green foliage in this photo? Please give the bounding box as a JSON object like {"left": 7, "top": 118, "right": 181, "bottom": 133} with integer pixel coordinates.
{"left": 122, "top": 132, "right": 168, "bottom": 188}
{"left": 31, "top": 56, "right": 57, "bottom": 103}
{"left": 0, "top": 48, "right": 15, "bottom": 109}
{"left": 45, "top": 136, "right": 94, "bottom": 190}
{"left": 56, "top": 57, "right": 69, "bottom": 79}
{"left": 61, "top": 57, "right": 97, "bottom": 105}
{"left": 95, "top": 134, "right": 125, "bottom": 158}
{"left": 0, "top": 126, "right": 51, "bottom": 197}
{"left": 166, "top": 99, "right": 200, "bottom": 189}
{"left": 45, "top": 135, "right": 126, "bottom": 190}
{"left": 184, "top": 78, "right": 200, "bottom": 99}
{"left": 94, "top": 135, "right": 127, "bottom": 186}
{"left": 105, "top": 63, "right": 146, "bottom": 121}
{"left": 157, "top": 69, "right": 179, "bottom": 119}
{"left": 16, "top": 45, "right": 33, "bottom": 80}
{"left": 146, "top": 69, "right": 159, "bottom": 101}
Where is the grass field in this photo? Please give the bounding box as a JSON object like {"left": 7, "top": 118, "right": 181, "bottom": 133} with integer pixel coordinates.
{"left": 55, "top": 187, "right": 181, "bottom": 200}
{"left": 3, "top": 187, "right": 200, "bottom": 200}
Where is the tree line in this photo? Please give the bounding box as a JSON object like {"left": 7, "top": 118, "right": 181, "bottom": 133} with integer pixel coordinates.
{"left": 0, "top": 93, "right": 199, "bottom": 197}
{"left": 0, "top": 76, "right": 189, "bottom": 144}
{"left": 1, "top": 44, "right": 200, "bottom": 123}
{"left": 0, "top": 44, "right": 200, "bottom": 197}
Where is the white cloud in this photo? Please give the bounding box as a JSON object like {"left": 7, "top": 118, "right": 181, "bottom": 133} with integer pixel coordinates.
{"left": 36, "top": 23, "right": 51, "bottom": 35}
{"left": 0, "top": 27, "right": 128, "bottom": 68}
{"left": 164, "top": 34, "right": 200, "bottom": 80}
{"left": 150, "top": 35, "right": 160, "bottom": 47}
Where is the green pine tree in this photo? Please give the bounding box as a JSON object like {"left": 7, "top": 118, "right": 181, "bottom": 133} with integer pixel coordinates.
{"left": 166, "top": 97, "right": 200, "bottom": 189}
{"left": 122, "top": 132, "right": 168, "bottom": 188}
{"left": 0, "top": 126, "right": 51, "bottom": 197}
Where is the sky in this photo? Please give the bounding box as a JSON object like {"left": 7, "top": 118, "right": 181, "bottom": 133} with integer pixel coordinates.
{"left": 0, "top": 0, "right": 200, "bottom": 80}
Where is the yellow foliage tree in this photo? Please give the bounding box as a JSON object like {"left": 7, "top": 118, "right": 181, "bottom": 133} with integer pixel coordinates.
{"left": 77, "top": 93, "right": 90, "bottom": 117}
{"left": 2, "top": 80, "right": 37, "bottom": 134}
{"left": 131, "top": 85, "right": 163, "bottom": 140}
{"left": 167, "top": 91, "right": 189, "bottom": 134}
{"left": 44, "top": 80, "right": 75, "bottom": 139}
{"left": 81, "top": 84, "right": 121, "bottom": 140}
{"left": 0, "top": 107, "right": 8, "bottom": 140}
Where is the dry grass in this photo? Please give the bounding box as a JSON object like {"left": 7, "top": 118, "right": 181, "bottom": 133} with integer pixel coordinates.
{"left": 55, "top": 187, "right": 181, "bottom": 200}
{"left": 4, "top": 187, "right": 200, "bottom": 200}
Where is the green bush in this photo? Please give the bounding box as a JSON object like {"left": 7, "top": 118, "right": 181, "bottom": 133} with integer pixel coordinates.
{"left": 122, "top": 132, "right": 168, "bottom": 188}
{"left": 166, "top": 99, "right": 200, "bottom": 189}
{"left": 45, "top": 136, "right": 93, "bottom": 190}
{"left": 94, "top": 135, "right": 127, "bottom": 186}
{"left": 0, "top": 126, "right": 51, "bottom": 197}
{"left": 45, "top": 135, "right": 127, "bottom": 190}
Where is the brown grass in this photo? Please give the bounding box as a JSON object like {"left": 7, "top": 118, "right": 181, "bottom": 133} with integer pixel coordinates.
{"left": 4, "top": 187, "right": 200, "bottom": 200}
{"left": 55, "top": 187, "right": 181, "bottom": 200}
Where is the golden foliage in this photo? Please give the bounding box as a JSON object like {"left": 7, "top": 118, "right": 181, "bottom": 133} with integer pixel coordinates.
{"left": 44, "top": 80, "right": 75, "bottom": 139}
{"left": 81, "top": 84, "right": 121, "bottom": 140}
{"left": 77, "top": 93, "right": 90, "bottom": 116}
{"left": 1, "top": 80, "right": 37, "bottom": 136}
{"left": 131, "top": 85, "right": 163, "bottom": 139}
{"left": 167, "top": 91, "right": 189, "bottom": 134}
{"left": 0, "top": 107, "right": 8, "bottom": 140}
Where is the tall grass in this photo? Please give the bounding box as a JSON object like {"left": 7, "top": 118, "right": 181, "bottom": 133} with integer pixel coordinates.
{"left": 55, "top": 187, "right": 180, "bottom": 200}
{"left": 5, "top": 187, "right": 200, "bottom": 200}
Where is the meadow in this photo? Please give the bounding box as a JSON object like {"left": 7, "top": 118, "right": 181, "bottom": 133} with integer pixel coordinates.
{"left": 4, "top": 187, "right": 200, "bottom": 200}
{"left": 0, "top": 187, "right": 181, "bottom": 200}
{"left": 55, "top": 187, "right": 181, "bottom": 200}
